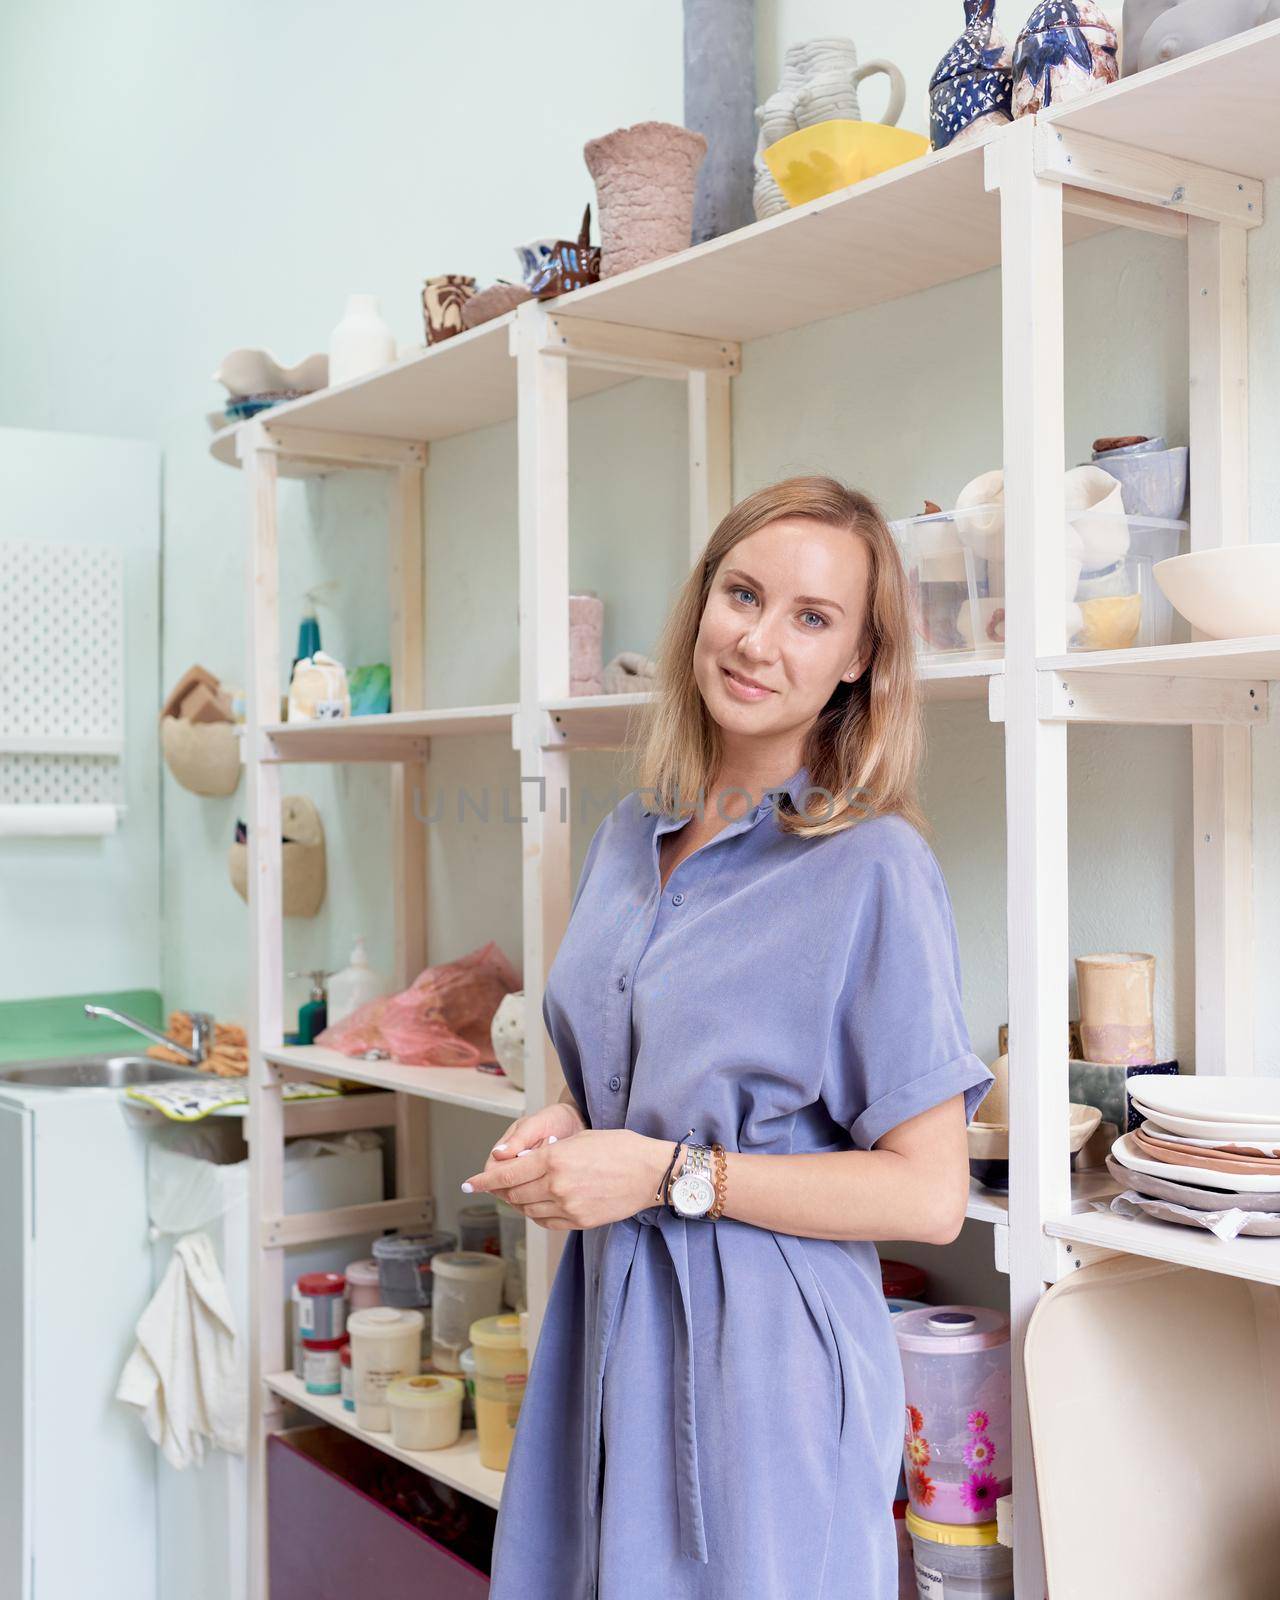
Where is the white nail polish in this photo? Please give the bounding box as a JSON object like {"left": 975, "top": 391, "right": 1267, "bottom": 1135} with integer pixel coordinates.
{"left": 460, "top": 1181, "right": 474, "bottom": 1193}
{"left": 548, "top": 1135, "right": 558, "bottom": 1144}
{"left": 517, "top": 1149, "right": 531, "bottom": 1158}
{"left": 494, "top": 1142, "right": 509, "bottom": 1151}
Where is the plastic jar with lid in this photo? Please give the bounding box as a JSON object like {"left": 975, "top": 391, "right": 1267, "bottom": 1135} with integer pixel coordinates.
{"left": 291, "top": 1284, "right": 305, "bottom": 1379}
{"left": 347, "top": 1306, "right": 424, "bottom": 1431}
{"left": 296, "top": 1272, "right": 347, "bottom": 1341}
{"left": 343, "top": 1257, "right": 382, "bottom": 1313}
{"left": 904, "top": 1509, "right": 1013, "bottom": 1599}
{"left": 386, "top": 1374, "right": 464, "bottom": 1452}
{"left": 372, "top": 1230, "right": 456, "bottom": 1309}
{"left": 470, "top": 1312, "right": 528, "bottom": 1471}
{"left": 431, "top": 1252, "right": 506, "bottom": 1373}
{"left": 457, "top": 1200, "right": 501, "bottom": 1255}
{"left": 302, "top": 1335, "right": 347, "bottom": 1396}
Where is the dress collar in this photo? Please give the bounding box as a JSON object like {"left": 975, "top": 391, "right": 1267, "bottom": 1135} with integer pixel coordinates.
{"left": 642, "top": 763, "right": 811, "bottom": 823}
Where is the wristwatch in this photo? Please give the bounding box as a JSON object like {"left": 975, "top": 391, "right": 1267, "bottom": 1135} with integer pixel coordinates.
{"left": 668, "top": 1143, "right": 716, "bottom": 1219}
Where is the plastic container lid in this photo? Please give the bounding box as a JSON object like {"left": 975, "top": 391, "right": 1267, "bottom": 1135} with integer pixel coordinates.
{"left": 432, "top": 1251, "right": 507, "bottom": 1283}
{"left": 301, "top": 1334, "right": 348, "bottom": 1352}
{"left": 347, "top": 1306, "right": 425, "bottom": 1338}
{"left": 297, "top": 1272, "right": 346, "bottom": 1296}
{"left": 373, "top": 1231, "right": 456, "bottom": 1261}
{"left": 458, "top": 1200, "right": 499, "bottom": 1220}
{"left": 469, "top": 1312, "right": 524, "bottom": 1350}
{"left": 893, "top": 1305, "right": 1010, "bottom": 1354}
{"left": 905, "top": 1509, "right": 1000, "bottom": 1548}
{"left": 387, "top": 1374, "right": 465, "bottom": 1410}
{"left": 343, "top": 1258, "right": 380, "bottom": 1286}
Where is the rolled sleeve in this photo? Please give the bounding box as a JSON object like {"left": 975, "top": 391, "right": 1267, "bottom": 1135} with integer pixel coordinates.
{"left": 822, "top": 821, "right": 995, "bottom": 1151}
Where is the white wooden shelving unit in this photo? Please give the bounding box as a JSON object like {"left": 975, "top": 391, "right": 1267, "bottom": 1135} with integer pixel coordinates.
{"left": 215, "top": 24, "right": 1280, "bottom": 1597}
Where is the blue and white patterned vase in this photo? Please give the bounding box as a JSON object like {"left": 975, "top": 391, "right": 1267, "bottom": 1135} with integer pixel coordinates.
{"left": 1013, "top": 0, "right": 1119, "bottom": 117}
{"left": 928, "top": 1, "right": 1014, "bottom": 153}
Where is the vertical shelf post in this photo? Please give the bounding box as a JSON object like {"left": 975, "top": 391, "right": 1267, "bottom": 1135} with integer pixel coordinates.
{"left": 687, "top": 367, "right": 733, "bottom": 565}
{"left": 512, "top": 303, "right": 572, "bottom": 1350}
{"left": 391, "top": 455, "right": 433, "bottom": 1196}
{"left": 1188, "top": 218, "right": 1254, "bottom": 1075}
{"left": 988, "top": 115, "right": 1070, "bottom": 1600}
{"left": 238, "top": 421, "right": 287, "bottom": 1600}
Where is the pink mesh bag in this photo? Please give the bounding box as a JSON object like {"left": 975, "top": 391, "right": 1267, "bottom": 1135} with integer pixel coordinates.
{"left": 314, "top": 941, "right": 521, "bottom": 1069}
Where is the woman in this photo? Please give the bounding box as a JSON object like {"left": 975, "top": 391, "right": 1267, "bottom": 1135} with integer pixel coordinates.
{"left": 467, "top": 477, "right": 995, "bottom": 1599}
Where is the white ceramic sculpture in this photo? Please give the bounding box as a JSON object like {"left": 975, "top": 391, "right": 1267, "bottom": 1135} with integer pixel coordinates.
{"left": 213, "top": 349, "right": 328, "bottom": 398}
{"left": 1123, "top": 0, "right": 1280, "bottom": 76}
{"left": 752, "top": 37, "right": 907, "bottom": 221}
{"left": 328, "top": 293, "right": 396, "bottom": 386}
{"left": 490, "top": 991, "right": 526, "bottom": 1089}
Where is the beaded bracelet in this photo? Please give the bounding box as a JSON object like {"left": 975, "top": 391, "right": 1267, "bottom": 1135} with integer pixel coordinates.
{"left": 707, "top": 1142, "right": 728, "bottom": 1219}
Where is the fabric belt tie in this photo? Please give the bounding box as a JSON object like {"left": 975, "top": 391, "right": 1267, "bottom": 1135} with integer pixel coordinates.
{"left": 587, "top": 1207, "right": 710, "bottom": 1566}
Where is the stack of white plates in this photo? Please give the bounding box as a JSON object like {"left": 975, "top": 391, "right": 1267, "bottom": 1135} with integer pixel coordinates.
{"left": 1106, "top": 1076, "right": 1280, "bottom": 1235}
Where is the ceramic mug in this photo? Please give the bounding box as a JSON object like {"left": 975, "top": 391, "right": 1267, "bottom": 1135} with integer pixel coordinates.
{"left": 421, "top": 275, "right": 476, "bottom": 345}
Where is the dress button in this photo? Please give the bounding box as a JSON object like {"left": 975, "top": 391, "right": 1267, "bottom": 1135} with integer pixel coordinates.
{"left": 608, "top": 1074, "right": 622, "bottom": 1092}
{"left": 617, "top": 975, "right": 627, "bottom": 991}
{"left": 671, "top": 892, "right": 684, "bottom": 906}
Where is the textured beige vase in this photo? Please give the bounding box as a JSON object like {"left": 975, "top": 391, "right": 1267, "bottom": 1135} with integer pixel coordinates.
{"left": 1076, "top": 951, "right": 1156, "bottom": 1064}
{"left": 583, "top": 121, "right": 708, "bottom": 279}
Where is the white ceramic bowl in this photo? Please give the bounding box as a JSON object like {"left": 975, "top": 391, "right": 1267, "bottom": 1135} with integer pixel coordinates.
{"left": 1153, "top": 546, "right": 1280, "bottom": 639}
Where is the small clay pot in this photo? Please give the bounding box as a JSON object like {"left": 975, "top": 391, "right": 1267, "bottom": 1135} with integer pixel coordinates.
{"left": 422, "top": 276, "right": 477, "bottom": 345}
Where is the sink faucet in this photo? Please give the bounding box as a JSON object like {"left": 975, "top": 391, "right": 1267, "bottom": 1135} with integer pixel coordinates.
{"left": 84, "top": 1003, "right": 213, "bottom": 1065}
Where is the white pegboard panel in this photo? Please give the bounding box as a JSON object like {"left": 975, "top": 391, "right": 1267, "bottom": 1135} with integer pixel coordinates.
{"left": 0, "top": 540, "right": 125, "bottom": 808}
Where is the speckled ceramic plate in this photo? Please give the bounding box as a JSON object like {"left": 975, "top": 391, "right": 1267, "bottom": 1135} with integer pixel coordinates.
{"left": 1111, "top": 1189, "right": 1280, "bottom": 1237}
{"left": 1106, "top": 1148, "right": 1280, "bottom": 1212}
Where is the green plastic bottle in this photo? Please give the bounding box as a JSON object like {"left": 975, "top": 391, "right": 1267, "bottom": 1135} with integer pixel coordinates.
{"left": 295, "top": 970, "right": 329, "bottom": 1045}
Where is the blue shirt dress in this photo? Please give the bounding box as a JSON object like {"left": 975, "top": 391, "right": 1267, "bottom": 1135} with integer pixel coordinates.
{"left": 489, "top": 764, "right": 995, "bottom": 1600}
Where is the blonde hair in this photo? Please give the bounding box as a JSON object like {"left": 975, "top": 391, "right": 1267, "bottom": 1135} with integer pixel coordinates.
{"left": 634, "top": 475, "right": 927, "bottom": 840}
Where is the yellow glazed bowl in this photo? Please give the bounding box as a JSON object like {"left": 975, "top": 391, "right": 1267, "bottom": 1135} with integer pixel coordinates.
{"left": 763, "top": 120, "right": 929, "bottom": 207}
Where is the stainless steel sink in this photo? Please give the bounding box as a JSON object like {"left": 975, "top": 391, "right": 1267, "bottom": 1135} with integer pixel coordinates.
{"left": 0, "top": 1053, "right": 209, "bottom": 1089}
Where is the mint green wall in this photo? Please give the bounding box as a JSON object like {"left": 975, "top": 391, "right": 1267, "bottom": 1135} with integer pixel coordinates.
{"left": 1, "top": 0, "right": 1276, "bottom": 1112}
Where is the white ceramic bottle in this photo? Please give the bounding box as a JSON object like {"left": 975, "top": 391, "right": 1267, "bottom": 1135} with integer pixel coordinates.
{"left": 328, "top": 293, "right": 396, "bottom": 385}
{"left": 327, "top": 935, "right": 391, "bottom": 1024}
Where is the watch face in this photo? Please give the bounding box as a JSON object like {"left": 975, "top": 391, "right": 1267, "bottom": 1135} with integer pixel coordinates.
{"left": 671, "top": 1171, "right": 715, "bottom": 1216}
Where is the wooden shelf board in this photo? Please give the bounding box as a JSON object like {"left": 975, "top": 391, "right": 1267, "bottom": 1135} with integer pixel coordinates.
{"left": 1045, "top": 19, "right": 1280, "bottom": 179}
{"left": 261, "top": 704, "right": 517, "bottom": 762}
{"left": 966, "top": 1169, "right": 1119, "bottom": 1226}
{"left": 264, "top": 1044, "right": 524, "bottom": 1117}
{"left": 543, "top": 662, "right": 1003, "bottom": 749}
{"left": 1045, "top": 1206, "right": 1280, "bottom": 1289}
{"left": 210, "top": 315, "right": 627, "bottom": 467}
{"left": 1039, "top": 635, "right": 1280, "bottom": 680}
{"left": 265, "top": 1372, "right": 506, "bottom": 1509}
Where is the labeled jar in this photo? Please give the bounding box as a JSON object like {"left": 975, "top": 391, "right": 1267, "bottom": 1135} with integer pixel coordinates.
{"left": 347, "top": 1306, "right": 424, "bottom": 1431}
{"left": 297, "top": 1272, "right": 347, "bottom": 1341}
{"left": 372, "top": 1230, "right": 456, "bottom": 1309}
{"left": 386, "top": 1374, "right": 465, "bottom": 1452}
{"left": 431, "top": 1252, "right": 506, "bottom": 1373}
{"left": 291, "top": 1284, "right": 305, "bottom": 1379}
{"left": 302, "top": 1335, "right": 346, "bottom": 1396}
{"left": 904, "top": 1509, "right": 1013, "bottom": 1599}
{"left": 470, "top": 1312, "right": 528, "bottom": 1471}
{"left": 344, "top": 1257, "right": 382, "bottom": 1313}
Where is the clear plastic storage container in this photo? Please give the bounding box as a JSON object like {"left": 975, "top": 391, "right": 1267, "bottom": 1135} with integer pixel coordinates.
{"left": 893, "top": 1306, "right": 1011, "bottom": 1526}
{"left": 431, "top": 1252, "right": 507, "bottom": 1373}
{"left": 890, "top": 506, "right": 1186, "bottom": 660}
{"left": 371, "top": 1230, "right": 456, "bottom": 1309}
{"left": 905, "top": 1509, "right": 1013, "bottom": 1599}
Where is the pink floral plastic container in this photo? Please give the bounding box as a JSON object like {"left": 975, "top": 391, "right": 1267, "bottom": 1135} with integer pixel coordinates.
{"left": 893, "top": 1305, "right": 1011, "bottom": 1525}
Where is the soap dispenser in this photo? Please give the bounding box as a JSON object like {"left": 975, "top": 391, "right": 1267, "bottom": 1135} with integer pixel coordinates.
{"left": 327, "top": 935, "right": 390, "bottom": 1026}
{"left": 289, "top": 969, "right": 330, "bottom": 1045}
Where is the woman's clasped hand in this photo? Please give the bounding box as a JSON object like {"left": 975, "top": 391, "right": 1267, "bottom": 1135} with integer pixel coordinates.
{"left": 461, "top": 1104, "right": 672, "bottom": 1231}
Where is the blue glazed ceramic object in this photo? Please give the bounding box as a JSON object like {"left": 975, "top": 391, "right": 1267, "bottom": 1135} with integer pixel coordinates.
{"left": 929, "top": 0, "right": 1014, "bottom": 152}
{"left": 1013, "top": 0, "right": 1118, "bottom": 117}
